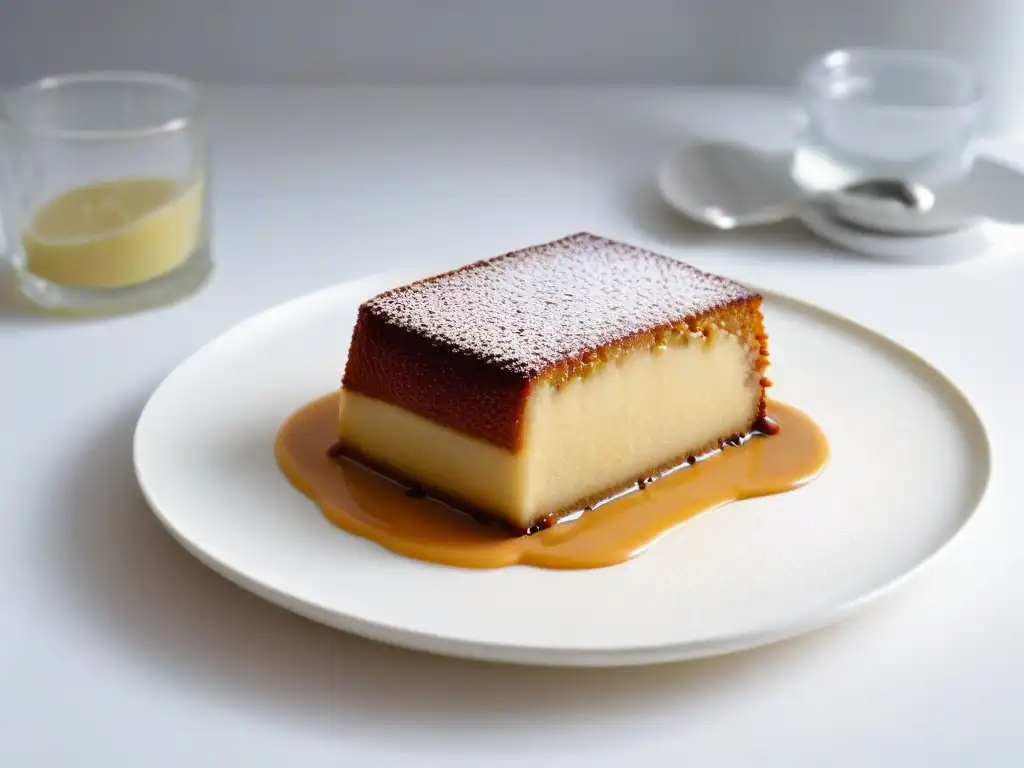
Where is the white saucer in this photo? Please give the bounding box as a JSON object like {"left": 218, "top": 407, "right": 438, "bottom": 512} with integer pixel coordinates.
{"left": 657, "top": 144, "right": 1019, "bottom": 262}
{"left": 797, "top": 203, "right": 992, "bottom": 263}
{"left": 134, "top": 270, "right": 990, "bottom": 666}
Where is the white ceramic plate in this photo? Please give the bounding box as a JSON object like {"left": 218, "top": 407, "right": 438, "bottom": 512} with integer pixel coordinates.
{"left": 134, "top": 271, "right": 990, "bottom": 667}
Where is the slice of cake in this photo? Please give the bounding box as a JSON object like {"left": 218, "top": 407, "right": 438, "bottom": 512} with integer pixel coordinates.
{"left": 337, "top": 232, "right": 770, "bottom": 533}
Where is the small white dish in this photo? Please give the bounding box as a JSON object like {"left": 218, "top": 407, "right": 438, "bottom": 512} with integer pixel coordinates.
{"left": 828, "top": 186, "right": 980, "bottom": 236}
{"left": 656, "top": 141, "right": 947, "bottom": 234}
{"left": 134, "top": 270, "right": 990, "bottom": 667}
{"left": 797, "top": 203, "right": 991, "bottom": 263}
{"left": 827, "top": 157, "right": 1024, "bottom": 236}
{"left": 657, "top": 142, "right": 1024, "bottom": 261}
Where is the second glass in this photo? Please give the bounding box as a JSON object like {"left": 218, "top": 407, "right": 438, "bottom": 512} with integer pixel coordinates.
{"left": 791, "top": 48, "right": 983, "bottom": 192}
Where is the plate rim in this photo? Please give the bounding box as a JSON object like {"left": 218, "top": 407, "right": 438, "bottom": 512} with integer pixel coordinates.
{"left": 133, "top": 271, "right": 993, "bottom": 667}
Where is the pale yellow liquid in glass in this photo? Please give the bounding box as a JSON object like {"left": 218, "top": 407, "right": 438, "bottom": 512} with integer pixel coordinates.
{"left": 21, "top": 177, "right": 203, "bottom": 289}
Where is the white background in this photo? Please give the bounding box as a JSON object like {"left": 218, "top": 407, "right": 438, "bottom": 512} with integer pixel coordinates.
{"left": 2, "top": 3, "right": 1023, "bottom": 765}
{"left": 0, "top": 1, "right": 1020, "bottom": 85}
{"left": 0, "top": 85, "right": 1019, "bottom": 766}
{"left": 6, "top": 1, "right": 1024, "bottom": 129}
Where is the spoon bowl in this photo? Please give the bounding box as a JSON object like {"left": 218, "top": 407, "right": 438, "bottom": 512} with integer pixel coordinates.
{"left": 656, "top": 141, "right": 798, "bottom": 229}
{"left": 830, "top": 180, "right": 977, "bottom": 235}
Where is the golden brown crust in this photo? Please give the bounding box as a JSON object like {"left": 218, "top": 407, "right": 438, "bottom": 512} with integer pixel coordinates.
{"left": 341, "top": 307, "right": 529, "bottom": 450}
{"left": 341, "top": 233, "right": 770, "bottom": 451}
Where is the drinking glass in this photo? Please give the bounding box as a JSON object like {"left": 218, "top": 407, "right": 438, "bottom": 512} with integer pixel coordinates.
{"left": 791, "top": 48, "right": 983, "bottom": 192}
{"left": 0, "top": 71, "right": 212, "bottom": 314}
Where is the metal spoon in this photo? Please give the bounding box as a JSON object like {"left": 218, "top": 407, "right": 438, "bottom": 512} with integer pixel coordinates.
{"left": 839, "top": 179, "right": 935, "bottom": 212}
{"left": 830, "top": 158, "right": 1024, "bottom": 235}
{"left": 825, "top": 178, "right": 958, "bottom": 235}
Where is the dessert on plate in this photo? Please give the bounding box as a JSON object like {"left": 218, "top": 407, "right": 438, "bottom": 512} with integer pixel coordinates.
{"left": 335, "top": 232, "right": 771, "bottom": 534}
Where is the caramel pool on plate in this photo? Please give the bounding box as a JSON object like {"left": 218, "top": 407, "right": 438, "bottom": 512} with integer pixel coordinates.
{"left": 275, "top": 393, "right": 829, "bottom": 570}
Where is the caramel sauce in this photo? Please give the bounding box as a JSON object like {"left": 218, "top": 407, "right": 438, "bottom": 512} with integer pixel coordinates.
{"left": 275, "top": 394, "right": 829, "bottom": 570}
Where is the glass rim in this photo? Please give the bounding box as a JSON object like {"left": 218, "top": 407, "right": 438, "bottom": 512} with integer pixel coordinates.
{"left": 1, "top": 70, "right": 204, "bottom": 140}
{"left": 799, "top": 46, "right": 984, "bottom": 111}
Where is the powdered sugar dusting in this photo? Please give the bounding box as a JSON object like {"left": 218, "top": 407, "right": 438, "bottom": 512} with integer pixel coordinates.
{"left": 366, "top": 232, "right": 758, "bottom": 376}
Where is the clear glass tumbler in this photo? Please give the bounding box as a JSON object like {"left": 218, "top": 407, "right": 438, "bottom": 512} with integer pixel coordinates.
{"left": 0, "top": 71, "right": 212, "bottom": 314}
{"left": 791, "top": 48, "right": 983, "bottom": 192}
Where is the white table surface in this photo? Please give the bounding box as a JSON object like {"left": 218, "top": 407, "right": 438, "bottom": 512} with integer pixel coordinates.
{"left": 1, "top": 86, "right": 1019, "bottom": 767}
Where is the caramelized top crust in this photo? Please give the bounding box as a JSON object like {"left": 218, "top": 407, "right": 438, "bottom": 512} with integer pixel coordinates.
{"left": 363, "top": 232, "right": 759, "bottom": 378}
{"left": 342, "top": 232, "right": 767, "bottom": 451}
